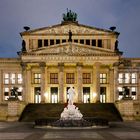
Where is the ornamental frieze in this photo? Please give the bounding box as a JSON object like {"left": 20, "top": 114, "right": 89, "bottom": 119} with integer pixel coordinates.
{"left": 33, "top": 44, "right": 113, "bottom": 56}
{"left": 35, "top": 25, "right": 105, "bottom": 35}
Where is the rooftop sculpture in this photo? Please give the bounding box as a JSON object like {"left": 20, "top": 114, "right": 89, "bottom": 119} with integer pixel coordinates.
{"left": 62, "top": 8, "right": 77, "bottom": 22}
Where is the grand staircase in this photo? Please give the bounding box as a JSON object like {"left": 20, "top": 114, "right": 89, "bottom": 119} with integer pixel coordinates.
{"left": 19, "top": 103, "right": 123, "bottom": 122}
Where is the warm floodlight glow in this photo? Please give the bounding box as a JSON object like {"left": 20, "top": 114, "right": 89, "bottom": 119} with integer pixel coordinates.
{"left": 44, "top": 92, "right": 48, "bottom": 98}
{"left": 93, "top": 92, "right": 97, "bottom": 98}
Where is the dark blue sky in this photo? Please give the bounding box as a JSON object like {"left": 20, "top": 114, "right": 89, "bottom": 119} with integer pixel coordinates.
{"left": 0, "top": 0, "right": 140, "bottom": 58}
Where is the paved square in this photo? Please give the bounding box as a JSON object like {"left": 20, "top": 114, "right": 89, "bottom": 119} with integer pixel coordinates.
{"left": 0, "top": 122, "right": 140, "bottom": 140}
{"left": 0, "top": 133, "right": 32, "bottom": 140}
{"left": 43, "top": 131, "right": 104, "bottom": 139}
{"left": 110, "top": 132, "right": 140, "bottom": 140}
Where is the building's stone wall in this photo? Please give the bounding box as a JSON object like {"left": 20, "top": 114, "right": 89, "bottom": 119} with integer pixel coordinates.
{"left": 0, "top": 103, "right": 8, "bottom": 121}
{"left": 116, "top": 100, "right": 140, "bottom": 121}
{"left": 134, "top": 101, "right": 140, "bottom": 120}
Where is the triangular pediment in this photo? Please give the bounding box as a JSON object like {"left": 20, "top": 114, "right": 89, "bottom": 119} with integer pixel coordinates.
{"left": 27, "top": 42, "right": 116, "bottom": 56}
{"left": 21, "top": 23, "right": 114, "bottom": 35}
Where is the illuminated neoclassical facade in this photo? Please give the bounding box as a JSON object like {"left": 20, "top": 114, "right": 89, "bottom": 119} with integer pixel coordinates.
{"left": 0, "top": 11, "right": 140, "bottom": 104}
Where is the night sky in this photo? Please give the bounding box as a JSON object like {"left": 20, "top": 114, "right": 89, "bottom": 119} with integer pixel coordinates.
{"left": 0, "top": 0, "right": 140, "bottom": 58}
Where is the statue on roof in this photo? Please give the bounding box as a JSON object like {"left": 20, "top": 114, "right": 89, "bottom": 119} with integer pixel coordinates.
{"left": 68, "top": 30, "right": 72, "bottom": 42}
{"left": 63, "top": 8, "right": 77, "bottom": 22}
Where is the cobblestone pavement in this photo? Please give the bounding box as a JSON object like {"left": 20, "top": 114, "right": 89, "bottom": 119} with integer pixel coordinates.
{"left": 0, "top": 121, "right": 140, "bottom": 140}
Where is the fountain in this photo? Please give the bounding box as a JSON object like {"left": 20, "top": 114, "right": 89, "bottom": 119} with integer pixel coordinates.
{"left": 51, "top": 87, "right": 92, "bottom": 127}
{"left": 35, "top": 87, "right": 109, "bottom": 128}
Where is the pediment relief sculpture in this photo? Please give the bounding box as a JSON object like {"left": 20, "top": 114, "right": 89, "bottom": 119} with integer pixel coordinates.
{"left": 27, "top": 24, "right": 111, "bottom": 35}
{"left": 30, "top": 43, "right": 115, "bottom": 56}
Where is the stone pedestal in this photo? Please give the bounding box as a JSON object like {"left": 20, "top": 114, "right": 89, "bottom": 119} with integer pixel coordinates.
{"left": 116, "top": 99, "right": 134, "bottom": 120}
{"left": 7, "top": 100, "right": 26, "bottom": 121}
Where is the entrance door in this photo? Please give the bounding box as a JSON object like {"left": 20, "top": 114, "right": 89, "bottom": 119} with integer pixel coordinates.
{"left": 100, "top": 87, "right": 106, "bottom": 103}
{"left": 34, "top": 87, "right": 41, "bottom": 103}
{"left": 83, "top": 87, "right": 90, "bottom": 103}
{"left": 51, "top": 87, "right": 58, "bottom": 103}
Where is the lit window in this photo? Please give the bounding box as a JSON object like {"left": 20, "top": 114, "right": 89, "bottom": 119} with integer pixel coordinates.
{"left": 51, "top": 87, "right": 58, "bottom": 103}
{"left": 118, "top": 87, "right": 123, "bottom": 100}
{"left": 17, "top": 74, "right": 22, "bottom": 84}
{"left": 66, "top": 73, "right": 75, "bottom": 84}
{"left": 100, "top": 73, "right": 107, "bottom": 84}
{"left": 17, "top": 87, "right": 23, "bottom": 100}
{"left": 11, "top": 74, "right": 16, "bottom": 84}
{"left": 131, "top": 73, "right": 137, "bottom": 84}
{"left": 83, "top": 87, "right": 90, "bottom": 103}
{"left": 124, "top": 73, "right": 129, "bottom": 83}
{"left": 131, "top": 87, "right": 137, "bottom": 100}
{"left": 50, "top": 73, "right": 58, "bottom": 84}
{"left": 83, "top": 73, "right": 91, "bottom": 84}
{"left": 4, "top": 73, "right": 9, "bottom": 84}
{"left": 4, "top": 87, "right": 9, "bottom": 100}
{"left": 118, "top": 73, "right": 123, "bottom": 84}
{"left": 34, "top": 73, "right": 41, "bottom": 84}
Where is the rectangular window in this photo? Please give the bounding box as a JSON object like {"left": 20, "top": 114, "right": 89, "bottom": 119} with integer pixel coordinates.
{"left": 74, "top": 39, "right": 78, "bottom": 43}
{"left": 38, "top": 39, "right": 42, "bottom": 48}
{"left": 86, "top": 39, "right": 90, "bottom": 45}
{"left": 17, "top": 74, "right": 22, "bottom": 84}
{"left": 66, "top": 73, "right": 75, "bottom": 84}
{"left": 124, "top": 73, "right": 129, "bottom": 83}
{"left": 50, "top": 39, "right": 54, "bottom": 45}
{"left": 92, "top": 39, "right": 96, "bottom": 46}
{"left": 4, "top": 87, "right": 9, "bottom": 100}
{"left": 11, "top": 74, "right": 16, "bottom": 84}
{"left": 50, "top": 73, "right": 58, "bottom": 84}
{"left": 51, "top": 87, "right": 58, "bottom": 103}
{"left": 83, "top": 73, "right": 91, "bottom": 84}
{"left": 34, "top": 73, "right": 41, "bottom": 84}
{"left": 56, "top": 39, "right": 60, "bottom": 44}
{"left": 83, "top": 87, "right": 90, "bottom": 103}
{"left": 118, "top": 87, "right": 123, "bottom": 100}
{"left": 62, "top": 39, "right": 66, "bottom": 43}
{"left": 131, "top": 87, "right": 136, "bottom": 100}
{"left": 80, "top": 39, "right": 84, "bottom": 44}
{"left": 131, "top": 73, "right": 137, "bottom": 84}
{"left": 100, "top": 73, "right": 107, "bottom": 84}
{"left": 44, "top": 39, "right": 48, "bottom": 46}
{"left": 118, "top": 73, "right": 123, "bottom": 84}
{"left": 98, "top": 39, "right": 102, "bottom": 47}
{"left": 4, "top": 73, "right": 9, "bottom": 84}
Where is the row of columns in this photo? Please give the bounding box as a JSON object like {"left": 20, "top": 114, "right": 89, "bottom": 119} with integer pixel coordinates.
{"left": 20, "top": 62, "right": 121, "bottom": 103}
{"left": 20, "top": 62, "right": 103, "bottom": 103}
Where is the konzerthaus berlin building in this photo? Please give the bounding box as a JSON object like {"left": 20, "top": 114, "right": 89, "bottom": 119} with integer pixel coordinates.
{"left": 0, "top": 11, "right": 140, "bottom": 104}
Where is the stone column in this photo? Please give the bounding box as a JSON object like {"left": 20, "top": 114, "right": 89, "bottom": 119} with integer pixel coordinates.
{"left": 40, "top": 62, "right": 46, "bottom": 103}
{"left": 20, "top": 62, "right": 27, "bottom": 102}
{"left": 114, "top": 66, "right": 119, "bottom": 101}
{"left": 58, "top": 63, "right": 64, "bottom": 103}
{"left": 109, "top": 68, "right": 114, "bottom": 102}
{"left": 25, "top": 65, "right": 32, "bottom": 103}
{"left": 77, "top": 63, "right": 83, "bottom": 103}
{"left": 93, "top": 62, "right": 100, "bottom": 102}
